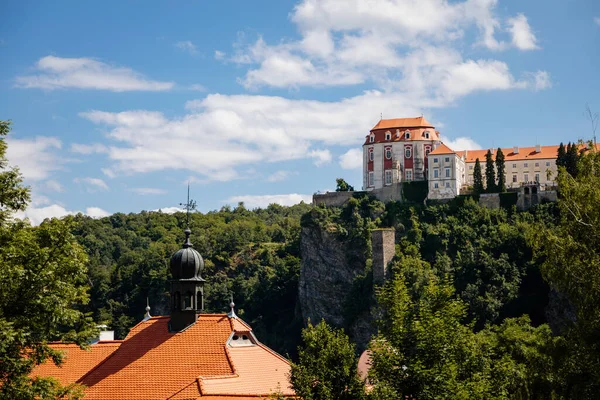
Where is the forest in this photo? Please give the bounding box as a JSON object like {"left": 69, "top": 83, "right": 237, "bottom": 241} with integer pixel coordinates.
{"left": 2, "top": 115, "right": 600, "bottom": 399}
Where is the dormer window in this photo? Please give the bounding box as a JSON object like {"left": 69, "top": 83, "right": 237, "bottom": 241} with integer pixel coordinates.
{"left": 424, "top": 130, "right": 430, "bottom": 139}
{"left": 369, "top": 134, "right": 375, "bottom": 143}
{"left": 385, "top": 131, "right": 391, "bottom": 140}
{"left": 405, "top": 130, "right": 411, "bottom": 139}
{"left": 228, "top": 331, "right": 256, "bottom": 347}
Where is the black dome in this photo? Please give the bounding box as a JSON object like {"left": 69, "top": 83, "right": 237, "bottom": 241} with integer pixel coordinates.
{"left": 170, "top": 228, "right": 204, "bottom": 280}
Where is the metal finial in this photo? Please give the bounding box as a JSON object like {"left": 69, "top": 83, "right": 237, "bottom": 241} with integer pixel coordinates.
{"left": 143, "top": 297, "right": 152, "bottom": 321}
{"left": 183, "top": 228, "right": 193, "bottom": 248}
{"left": 179, "top": 183, "right": 197, "bottom": 228}
{"left": 227, "top": 294, "right": 237, "bottom": 319}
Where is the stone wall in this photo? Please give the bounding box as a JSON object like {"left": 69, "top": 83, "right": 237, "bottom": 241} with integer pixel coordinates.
{"left": 312, "top": 184, "right": 403, "bottom": 207}
{"left": 479, "top": 193, "right": 501, "bottom": 209}
{"left": 372, "top": 229, "right": 395, "bottom": 286}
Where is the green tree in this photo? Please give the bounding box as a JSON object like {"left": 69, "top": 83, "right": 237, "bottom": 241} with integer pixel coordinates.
{"left": 485, "top": 150, "right": 496, "bottom": 193}
{"left": 290, "top": 320, "right": 366, "bottom": 400}
{"left": 565, "top": 142, "right": 580, "bottom": 177}
{"left": 0, "top": 120, "right": 96, "bottom": 399}
{"left": 556, "top": 142, "right": 566, "bottom": 169}
{"left": 495, "top": 147, "right": 506, "bottom": 192}
{"left": 336, "top": 178, "right": 354, "bottom": 192}
{"left": 473, "top": 158, "right": 484, "bottom": 194}
{"left": 530, "top": 146, "right": 600, "bottom": 398}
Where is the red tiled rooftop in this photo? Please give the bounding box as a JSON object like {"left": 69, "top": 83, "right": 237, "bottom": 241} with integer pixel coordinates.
{"left": 31, "top": 314, "right": 295, "bottom": 399}
{"left": 429, "top": 143, "right": 456, "bottom": 155}
{"left": 371, "top": 116, "right": 434, "bottom": 130}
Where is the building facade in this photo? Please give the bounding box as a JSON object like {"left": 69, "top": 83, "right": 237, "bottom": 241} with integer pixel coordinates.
{"left": 363, "top": 116, "right": 441, "bottom": 190}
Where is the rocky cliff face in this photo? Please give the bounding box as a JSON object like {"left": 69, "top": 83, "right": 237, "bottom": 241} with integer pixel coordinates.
{"left": 298, "top": 225, "right": 375, "bottom": 350}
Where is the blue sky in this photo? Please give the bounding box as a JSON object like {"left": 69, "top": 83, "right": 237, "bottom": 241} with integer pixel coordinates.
{"left": 1, "top": 0, "right": 599, "bottom": 223}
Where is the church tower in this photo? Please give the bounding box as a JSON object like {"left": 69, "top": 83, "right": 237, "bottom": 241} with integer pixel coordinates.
{"left": 169, "top": 228, "right": 205, "bottom": 332}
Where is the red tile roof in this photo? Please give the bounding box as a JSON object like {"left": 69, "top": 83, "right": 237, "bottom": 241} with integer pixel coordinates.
{"left": 429, "top": 143, "right": 456, "bottom": 155}
{"left": 31, "top": 314, "right": 295, "bottom": 399}
{"left": 371, "top": 116, "right": 434, "bottom": 130}
{"left": 30, "top": 341, "right": 122, "bottom": 386}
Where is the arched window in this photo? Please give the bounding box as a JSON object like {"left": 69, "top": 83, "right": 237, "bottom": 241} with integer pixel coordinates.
{"left": 424, "top": 130, "right": 430, "bottom": 139}
{"left": 385, "top": 148, "right": 392, "bottom": 159}
{"left": 197, "top": 291, "right": 203, "bottom": 310}
{"left": 405, "top": 130, "right": 411, "bottom": 139}
{"left": 385, "top": 131, "right": 391, "bottom": 140}
{"left": 184, "top": 291, "right": 193, "bottom": 310}
{"left": 405, "top": 147, "right": 412, "bottom": 159}
{"left": 173, "top": 292, "right": 181, "bottom": 310}
{"left": 369, "top": 149, "right": 374, "bottom": 161}
{"left": 369, "top": 134, "right": 375, "bottom": 143}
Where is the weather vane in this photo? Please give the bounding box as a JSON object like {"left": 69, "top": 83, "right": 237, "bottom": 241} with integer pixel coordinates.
{"left": 179, "top": 183, "right": 197, "bottom": 227}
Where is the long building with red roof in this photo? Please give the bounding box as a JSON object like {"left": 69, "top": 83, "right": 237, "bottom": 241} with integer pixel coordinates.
{"left": 31, "top": 229, "right": 295, "bottom": 399}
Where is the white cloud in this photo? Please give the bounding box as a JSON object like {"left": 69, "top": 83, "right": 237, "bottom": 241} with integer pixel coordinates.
{"left": 151, "top": 206, "right": 184, "bottom": 214}
{"left": 129, "top": 187, "right": 168, "bottom": 195}
{"left": 440, "top": 136, "right": 483, "bottom": 151}
{"left": 74, "top": 177, "right": 109, "bottom": 192}
{"left": 15, "top": 56, "right": 174, "bottom": 92}
{"left": 14, "top": 204, "right": 110, "bottom": 226}
{"left": 267, "top": 170, "right": 297, "bottom": 182}
{"left": 339, "top": 148, "right": 363, "bottom": 169}
{"left": 224, "top": 194, "right": 312, "bottom": 209}
{"left": 5, "top": 136, "right": 62, "bottom": 180}
{"left": 215, "top": 50, "right": 226, "bottom": 60}
{"left": 44, "top": 180, "right": 64, "bottom": 193}
{"left": 531, "top": 71, "right": 551, "bottom": 91}
{"left": 189, "top": 84, "right": 207, "bottom": 92}
{"left": 70, "top": 142, "right": 108, "bottom": 154}
{"left": 224, "top": 0, "right": 544, "bottom": 90}
{"left": 507, "top": 14, "right": 539, "bottom": 50}
{"left": 175, "top": 40, "right": 198, "bottom": 55}
{"left": 308, "top": 149, "right": 332, "bottom": 166}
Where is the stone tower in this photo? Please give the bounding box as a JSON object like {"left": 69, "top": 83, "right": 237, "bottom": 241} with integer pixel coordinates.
{"left": 371, "top": 228, "right": 395, "bottom": 285}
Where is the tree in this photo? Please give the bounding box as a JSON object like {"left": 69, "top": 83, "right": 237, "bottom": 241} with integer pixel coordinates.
{"left": 0, "top": 120, "right": 96, "bottom": 399}
{"left": 336, "top": 178, "right": 354, "bottom": 192}
{"left": 556, "top": 143, "right": 566, "bottom": 169}
{"left": 495, "top": 147, "right": 506, "bottom": 192}
{"left": 473, "top": 158, "right": 484, "bottom": 194}
{"left": 485, "top": 150, "right": 496, "bottom": 192}
{"left": 565, "top": 142, "right": 580, "bottom": 177}
{"left": 530, "top": 147, "right": 600, "bottom": 398}
{"left": 290, "top": 320, "right": 366, "bottom": 400}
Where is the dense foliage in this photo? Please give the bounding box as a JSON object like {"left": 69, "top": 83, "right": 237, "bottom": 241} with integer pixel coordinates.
{"left": 0, "top": 121, "right": 95, "bottom": 399}
{"left": 69, "top": 201, "right": 312, "bottom": 358}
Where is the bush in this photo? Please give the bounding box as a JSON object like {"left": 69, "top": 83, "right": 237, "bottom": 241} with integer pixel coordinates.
{"left": 402, "top": 181, "right": 428, "bottom": 203}
{"left": 499, "top": 192, "right": 518, "bottom": 208}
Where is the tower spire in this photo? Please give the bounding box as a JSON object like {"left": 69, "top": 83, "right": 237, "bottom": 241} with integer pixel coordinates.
{"left": 227, "top": 294, "right": 237, "bottom": 319}
{"left": 143, "top": 297, "right": 152, "bottom": 321}
{"left": 179, "top": 183, "right": 197, "bottom": 228}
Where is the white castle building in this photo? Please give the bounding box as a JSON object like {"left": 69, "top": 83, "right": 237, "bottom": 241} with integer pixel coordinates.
{"left": 363, "top": 116, "right": 566, "bottom": 200}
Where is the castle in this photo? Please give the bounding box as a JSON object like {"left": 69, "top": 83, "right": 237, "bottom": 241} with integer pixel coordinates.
{"left": 362, "top": 116, "right": 562, "bottom": 200}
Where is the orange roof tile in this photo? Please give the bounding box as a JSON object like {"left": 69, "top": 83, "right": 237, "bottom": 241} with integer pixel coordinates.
{"left": 32, "top": 314, "right": 295, "bottom": 400}
{"left": 199, "top": 344, "right": 294, "bottom": 397}
{"left": 429, "top": 143, "right": 456, "bottom": 155}
{"left": 371, "top": 116, "right": 434, "bottom": 130}
{"left": 30, "top": 341, "right": 121, "bottom": 386}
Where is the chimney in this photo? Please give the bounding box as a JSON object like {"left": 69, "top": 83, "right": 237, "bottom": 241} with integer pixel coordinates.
{"left": 535, "top": 144, "right": 541, "bottom": 153}
{"left": 513, "top": 146, "right": 519, "bottom": 154}
{"left": 372, "top": 228, "right": 395, "bottom": 286}
{"left": 91, "top": 325, "right": 115, "bottom": 343}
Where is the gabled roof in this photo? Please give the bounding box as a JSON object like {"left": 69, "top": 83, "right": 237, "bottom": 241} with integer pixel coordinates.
{"left": 371, "top": 116, "right": 434, "bottom": 131}
{"left": 429, "top": 143, "right": 456, "bottom": 155}
{"left": 32, "top": 315, "right": 294, "bottom": 399}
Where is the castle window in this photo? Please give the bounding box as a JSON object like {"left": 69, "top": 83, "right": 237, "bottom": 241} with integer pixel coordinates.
{"left": 385, "top": 148, "right": 392, "bottom": 159}
{"left": 405, "top": 148, "right": 412, "bottom": 159}
{"left": 368, "top": 172, "right": 374, "bottom": 187}
{"left": 513, "top": 174, "right": 517, "bottom": 183}
{"left": 535, "top": 173, "right": 540, "bottom": 182}
{"left": 535, "top": 162, "right": 539, "bottom": 167}
{"left": 369, "top": 135, "right": 374, "bottom": 143}
{"left": 405, "top": 169, "right": 413, "bottom": 181}
{"left": 369, "top": 149, "right": 374, "bottom": 161}
{"left": 434, "top": 169, "right": 439, "bottom": 178}
{"left": 385, "top": 170, "right": 392, "bottom": 185}
{"left": 197, "top": 290, "right": 203, "bottom": 310}
{"left": 524, "top": 173, "right": 529, "bottom": 182}
{"left": 445, "top": 182, "right": 450, "bottom": 188}
{"left": 424, "top": 130, "right": 430, "bottom": 139}
{"left": 434, "top": 183, "right": 439, "bottom": 188}
{"left": 524, "top": 162, "right": 528, "bottom": 167}
{"left": 425, "top": 148, "right": 431, "bottom": 156}
{"left": 405, "top": 130, "right": 411, "bottom": 139}
{"left": 469, "top": 165, "right": 473, "bottom": 170}
{"left": 433, "top": 158, "right": 438, "bottom": 163}
{"left": 445, "top": 157, "right": 450, "bottom": 163}
{"left": 385, "top": 131, "right": 391, "bottom": 140}
{"left": 445, "top": 168, "right": 451, "bottom": 178}
{"left": 513, "top": 163, "right": 517, "bottom": 168}
{"left": 546, "top": 161, "right": 550, "bottom": 166}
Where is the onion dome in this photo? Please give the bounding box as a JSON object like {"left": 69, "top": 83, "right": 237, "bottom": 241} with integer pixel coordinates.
{"left": 170, "top": 228, "right": 204, "bottom": 280}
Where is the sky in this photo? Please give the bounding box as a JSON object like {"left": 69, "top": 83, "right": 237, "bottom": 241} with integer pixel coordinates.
{"left": 1, "top": 0, "right": 599, "bottom": 224}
